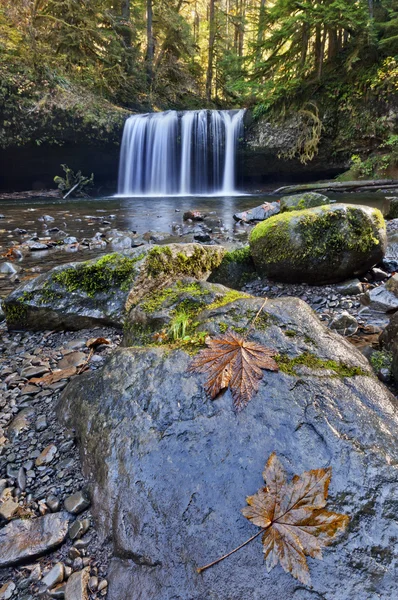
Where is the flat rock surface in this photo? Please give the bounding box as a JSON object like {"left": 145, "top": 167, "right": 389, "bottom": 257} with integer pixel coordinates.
{"left": 0, "top": 512, "right": 70, "bottom": 567}
{"left": 58, "top": 296, "right": 398, "bottom": 600}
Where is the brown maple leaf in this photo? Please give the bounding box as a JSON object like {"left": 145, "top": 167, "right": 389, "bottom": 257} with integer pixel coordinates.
{"left": 241, "top": 453, "right": 349, "bottom": 585}
{"left": 189, "top": 330, "right": 278, "bottom": 410}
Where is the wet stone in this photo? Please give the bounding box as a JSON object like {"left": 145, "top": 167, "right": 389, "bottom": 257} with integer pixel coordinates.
{"left": 0, "top": 512, "right": 70, "bottom": 567}
{"left": 0, "top": 581, "right": 16, "bottom": 600}
{"left": 42, "top": 562, "right": 65, "bottom": 589}
{"left": 64, "top": 490, "right": 90, "bottom": 515}
{"left": 36, "top": 444, "right": 57, "bottom": 466}
{"left": 64, "top": 567, "right": 90, "bottom": 600}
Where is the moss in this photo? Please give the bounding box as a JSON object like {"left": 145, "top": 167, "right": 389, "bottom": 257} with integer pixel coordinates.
{"left": 141, "top": 281, "right": 211, "bottom": 314}
{"left": 276, "top": 352, "right": 368, "bottom": 377}
{"left": 4, "top": 302, "right": 28, "bottom": 325}
{"left": 249, "top": 206, "right": 384, "bottom": 267}
{"left": 205, "top": 290, "right": 251, "bottom": 312}
{"left": 284, "top": 329, "right": 297, "bottom": 337}
{"left": 51, "top": 253, "right": 143, "bottom": 297}
{"left": 218, "top": 321, "right": 229, "bottom": 333}
{"left": 146, "top": 245, "right": 223, "bottom": 278}
{"left": 222, "top": 246, "right": 251, "bottom": 264}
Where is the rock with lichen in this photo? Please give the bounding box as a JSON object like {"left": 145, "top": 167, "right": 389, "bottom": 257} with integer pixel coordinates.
{"left": 2, "top": 244, "right": 225, "bottom": 331}
{"left": 249, "top": 204, "right": 386, "bottom": 284}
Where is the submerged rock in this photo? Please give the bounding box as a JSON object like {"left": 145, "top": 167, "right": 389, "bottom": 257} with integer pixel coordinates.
{"left": 58, "top": 294, "right": 398, "bottom": 600}
{"left": 249, "top": 204, "right": 386, "bottom": 284}
{"left": 279, "top": 191, "right": 330, "bottom": 212}
{"left": 233, "top": 201, "right": 280, "bottom": 223}
{"left": 3, "top": 244, "right": 225, "bottom": 331}
{"left": 0, "top": 512, "right": 70, "bottom": 567}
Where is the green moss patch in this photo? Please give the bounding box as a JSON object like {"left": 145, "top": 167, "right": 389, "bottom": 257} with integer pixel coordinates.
{"left": 51, "top": 253, "right": 143, "bottom": 297}
{"left": 205, "top": 290, "right": 251, "bottom": 312}
{"left": 140, "top": 281, "right": 211, "bottom": 314}
{"left": 146, "top": 245, "right": 223, "bottom": 278}
{"left": 276, "top": 352, "right": 368, "bottom": 377}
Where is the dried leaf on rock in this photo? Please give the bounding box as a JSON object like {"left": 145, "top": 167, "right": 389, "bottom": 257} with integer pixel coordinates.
{"left": 30, "top": 367, "right": 78, "bottom": 386}
{"left": 242, "top": 453, "right": 349, "bottom": 585}
{"left": 86, "top": 337, "right": 110, "bottom": 349}
{"left": 189, "top": 330, "right": 278, "bottom": 410}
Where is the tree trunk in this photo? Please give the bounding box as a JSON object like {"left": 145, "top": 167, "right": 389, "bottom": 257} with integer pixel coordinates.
{"left": 315, "top": 25, "right": 326, "bottom": 79}
{"left": 146, "top": 0, "right": 154, "bottom": 85}
{"left": 121, "top": 0, "right": 130, "bottom": 19}
{"left": 206, "top": 0, "right": 216, "bottom": 102}
{"left": 255, "top": 0, "right": 266, "bottom": 63}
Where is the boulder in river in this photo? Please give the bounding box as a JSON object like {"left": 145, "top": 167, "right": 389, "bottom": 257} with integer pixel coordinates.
{"left": 58, "top": 293, "right": 398, "bottom": 600}
{"left": 279, "top": 191, "right": 330, "bottom": 212}
{"left": 233, "top": 201, "right": 280, "bottom": 223}
{"left": 3, "top": 244, "right": 225, "bottom": 331}
{"left": 249, "top": 204, "right": 386, "bottom": 284}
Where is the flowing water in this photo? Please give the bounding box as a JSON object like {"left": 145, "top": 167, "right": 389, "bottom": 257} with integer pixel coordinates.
{"left": 117, "top": 109, "right": 245, "bottom": 196}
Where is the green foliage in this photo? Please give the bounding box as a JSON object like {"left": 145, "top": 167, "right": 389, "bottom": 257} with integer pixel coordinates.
{"left": 54, "top": 164, "right": 94, "bottom": 197}
{"left": 370, "top": 350, "right": 393, "bottom": 374}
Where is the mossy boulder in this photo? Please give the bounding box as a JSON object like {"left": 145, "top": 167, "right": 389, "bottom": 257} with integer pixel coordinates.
{"left": 3, "top": 244, "right": 225, "bottom": 331}
{"left": 280, "top": 192, "right": 330, "bottom": 212}
{"left": 208, "top": 246, "right": 257, "bottom": 289}
{"left": 57, "top": 295, "right": 398, "bottom": 600}
{"left": 249, "top": 204, "right": 386, "bottom": 284}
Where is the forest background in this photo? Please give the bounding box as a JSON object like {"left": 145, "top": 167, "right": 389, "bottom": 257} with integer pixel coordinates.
{"left": 1, "top": 1, "right": 398, "bottom": 176}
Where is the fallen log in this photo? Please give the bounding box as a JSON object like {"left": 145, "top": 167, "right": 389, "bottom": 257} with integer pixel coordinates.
{"left": 274, "top": 179, "right": 398, "bottom": 195}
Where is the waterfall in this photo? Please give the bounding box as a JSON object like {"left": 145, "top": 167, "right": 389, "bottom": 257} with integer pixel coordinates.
{"left": 117, "top": 109, "right": 244, "bottom": 196}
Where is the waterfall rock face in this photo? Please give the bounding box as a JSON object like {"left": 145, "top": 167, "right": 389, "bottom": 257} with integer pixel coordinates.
{"left": 58, "top": 296, "right": 398, "bottom": 600}
{"left": 117, "top": 110, "right": 245, "bottom": 196}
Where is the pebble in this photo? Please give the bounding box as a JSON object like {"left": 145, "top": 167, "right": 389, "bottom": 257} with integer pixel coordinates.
{"left": 42, "top": 562, "right": 64, "bottom": 589}
{"left": 64, "top": 490, "right": 90, "bottom": 515}
{"left": 0, "top": 581, "right": 16, "bottom": 600}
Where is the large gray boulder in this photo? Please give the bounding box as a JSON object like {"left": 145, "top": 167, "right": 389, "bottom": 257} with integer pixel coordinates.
{"left": 249, "top": 204, "right": 386, "bottom": 284}
{"left": 58, "top": 295, "right": 398, "bottom": 600}
{"left": 2, "top": 244, "right": 225, "bottom": 331}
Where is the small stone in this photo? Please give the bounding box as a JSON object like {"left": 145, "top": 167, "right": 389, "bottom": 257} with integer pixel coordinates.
{"left": 386, "top": 273, "right": 398, "bottom": 297}
{"left": 17, "top": 467, "right": 26, "bottom": 491}
{"left": 64, "top": 490, "right": 90, "bottom": 515}
{"left": 68, "top": 519, "right": 90, "bottom": 541}
{"left": 68, "top": 547, "right": 81, "bottom": 560}
{"left": 42, "top": 563, "right": 65, "bottom": 589}
{"left": 88, "top": 576, "right": 98, "bottom": 592}
{"left": 64, "top": 567, "right": 90, "bottom": 600}
{"left": 35, "top": 415, "right": 48, "bottom": 432}
{"left": 336, "top": 278, "right": 363, "bottom": 296}
{"left": 0, "top": 512, "right": 70, "bottom": 567}
{"left": 57, "top": 352, "right": 86, "bottom": 370}
{"left": 20, "top": 366, "right": 50, "bottom": 379}
{"left": 0, "top": 581, "right": 16, "bottom": 600}
{"left": 46, "top": 495, "right": 61, "bottom": 512}
{"left": 97, "top": 579, "right": 108, "bottom": 592}
{"left": 36, "top": 444, "right": 57, "bottom": 466}
{"left": 63, "top": 237, "right": 78, "bottom": 245}
{"left": 0, "top": 498, "right": 19, "bottom": 521}
{"left": 72, "top": 557, "right": 83, "bottom": 571}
